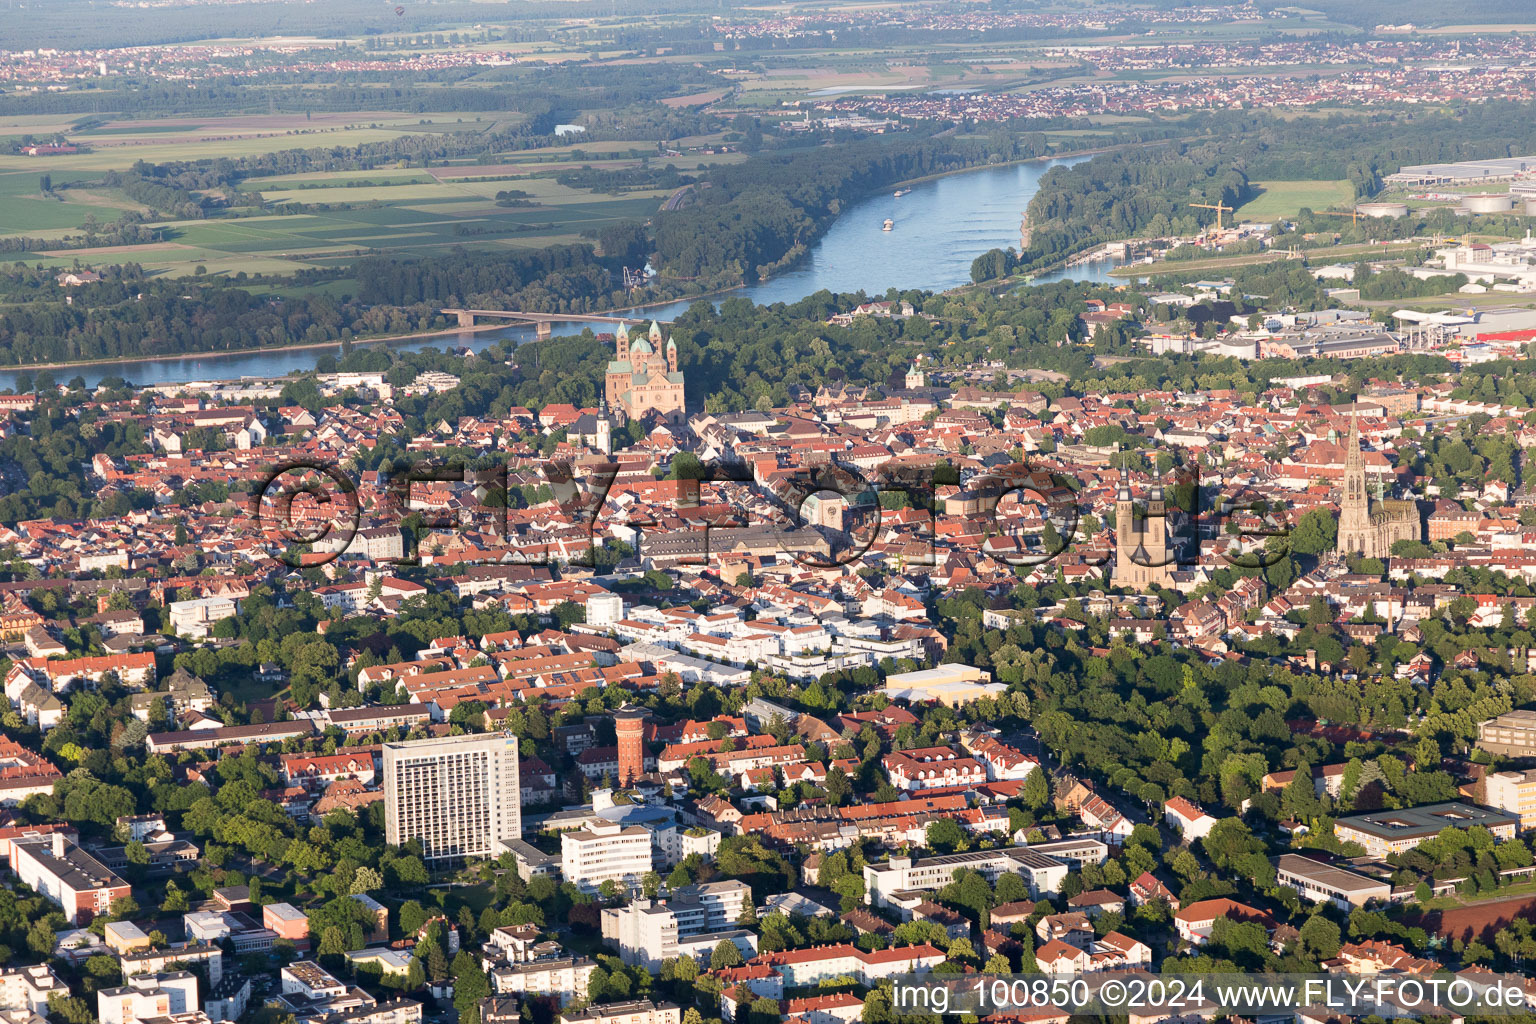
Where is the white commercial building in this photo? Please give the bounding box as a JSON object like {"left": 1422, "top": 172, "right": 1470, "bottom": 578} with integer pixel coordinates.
{"left": 1274, "top": 853, "right": 1391, "bottom": 910}
{"left": 883, "top": 664, "right": 1005, "bottom": 707}
{"left": 863, "top": 846, "right": 1079, "bottom": 911}
{"left": 600, "top": 880, "right": 758, "bottom": 970}
{"left": 561, "top": 821, "right": 653, "bottom": 895}
{"left": 586, "top": 593, "right": 624, "bottom": 626}
{"left": 166, "top": 597, "right": 240, "bottom": 639}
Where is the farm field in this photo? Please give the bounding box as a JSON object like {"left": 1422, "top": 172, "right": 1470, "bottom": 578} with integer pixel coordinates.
{"left": 0, "top": 112, "right": 740, "bottom": 276}
{"left": 18, "top": 186, "right": 668, "bottom": 278}
{"left": 0, "top": 111, "right": 519, "bottom": 180}
{"left": 1237, "top": 179, "right": 1356, "bottom": 220}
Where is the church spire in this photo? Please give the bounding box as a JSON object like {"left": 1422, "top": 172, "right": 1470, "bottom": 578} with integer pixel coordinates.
{"left": 1345, "top": 409, "right": 1364, "bottom": 472}
{"left": 1340, "top": 407, "right": 1370, "bottom": 529}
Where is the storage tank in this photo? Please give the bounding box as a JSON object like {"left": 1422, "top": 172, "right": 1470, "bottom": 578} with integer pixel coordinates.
{"left": 1522, "top": 196, "right": 1536, "bottom": 216}
{"left": 1462, "top": 193, "right": 1516, "bottom": 214}
{"left": 1355, "top": 201, "right": 1408, "bottom": 219}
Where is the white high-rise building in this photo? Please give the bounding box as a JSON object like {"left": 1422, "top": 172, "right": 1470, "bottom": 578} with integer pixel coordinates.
{"left": 383, "top": 733, "right": 521, "bottom": 863}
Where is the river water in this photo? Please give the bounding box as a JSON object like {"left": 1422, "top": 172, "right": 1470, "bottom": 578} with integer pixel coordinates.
{"left": 3, "top": 155, "right": 1124, "bottom": 390}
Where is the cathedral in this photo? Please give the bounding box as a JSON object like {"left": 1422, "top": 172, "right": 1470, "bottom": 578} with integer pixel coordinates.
{"left": 1335, "top": 413, "right": 1419, "bottom": 559}
{"left": 604, "top": 321, "right": 685, "bottom": 424}
{"left": 1111, "top": 469, "right": 1176, "bottom": 591}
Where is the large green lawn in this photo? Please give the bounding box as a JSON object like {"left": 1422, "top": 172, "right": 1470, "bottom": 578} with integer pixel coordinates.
{"left": 1238, "top": 179, "right": 1356, "bottom": 221}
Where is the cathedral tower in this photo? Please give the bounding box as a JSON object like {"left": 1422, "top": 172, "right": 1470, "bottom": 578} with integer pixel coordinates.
{"left": 1337, "top": 412, "right": 1372, "bottom": 542}
{"left": 1335, "top": 410, "right": 1420, "bottom": 559}
{"left": 1112, "top": 462, "right": 1175, "bottom": 591}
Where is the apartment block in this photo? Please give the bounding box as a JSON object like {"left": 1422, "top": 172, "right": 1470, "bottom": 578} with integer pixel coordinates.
{"left": 97, "top": 972, "right": 198, "bottom": 1024}
{"left": 488, "top": 956, "right": 596, "bottom": 1005}
{"left": 167, "top": 596, "right": 240, "bottom": 639}
{"left": 863, "top": 847, "right": 1075, "bottom": 911}
{"left": 11, "top": 832, "right": 131, "bottom": 925}
{"left": 0, "top": 965, "right": 65, "bottom": 1015}
{"left": 1484, "top": 768, "right": 1536, "bottom": 831}
{"left": 383, "top": 733, "right": 521, "bottom": 863}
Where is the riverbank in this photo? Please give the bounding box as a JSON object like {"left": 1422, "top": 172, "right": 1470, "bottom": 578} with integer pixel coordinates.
{"left": 884, "top": 137, "right": 1172, "bottom": 192}
{"left": 640, "top": 139, "right": 1186, "bottom": 308}
{"left": 0, "top": 321, "right": 511, "bottom": 375}
{"left": 1107, "top": 239, "right": 1422, "bottom": 279}
{"left": 12, "top": 272, "right": 780, "bottom": 379}
{"left": 0, "top": 143, "right": 1147, "bottom": 379}
{"left": 0, "top": 282, "right": 748, "bottom": 377}
{"left": 0, "top": 154, "right": 1124, "bottom": 389}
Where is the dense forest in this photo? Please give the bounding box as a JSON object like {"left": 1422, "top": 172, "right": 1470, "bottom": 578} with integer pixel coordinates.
{"left": 355, "top": 245, "right": 608, "bottom": 306}
{"left": 972, "top": 139, "right": 1256, "bottom": 283}
{"left": 0, "top": 264, "right": 409, "bottom": 366}
{"left": 654, "top": 132, "right": 1048, "bottom": 285}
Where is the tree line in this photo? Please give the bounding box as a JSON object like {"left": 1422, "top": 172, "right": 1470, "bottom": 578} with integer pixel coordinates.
{"left": 656, "top": 132, "right": 1048, "bottom": 286}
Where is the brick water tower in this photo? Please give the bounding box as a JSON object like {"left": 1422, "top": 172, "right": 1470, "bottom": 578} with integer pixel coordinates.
{"left": 615, "top": 704, "right": 648, "bottom": 786}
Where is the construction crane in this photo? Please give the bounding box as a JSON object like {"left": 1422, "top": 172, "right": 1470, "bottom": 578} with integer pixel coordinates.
{"left": 1189, "top": 200, "right": 1233, "bottom": 233}
{"left": 1318, "top": 208, "right": 1361, "bottom": 225}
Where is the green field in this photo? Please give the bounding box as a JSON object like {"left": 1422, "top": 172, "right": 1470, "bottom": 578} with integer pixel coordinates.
{"left": 1238, "top": 179, "right": 1356, "bottom": 220}
{"left": 0, "top": 111, "right": 735, "bottom": 277}
{"left": 11, "top": 187, "right": 670, "bottom": 278}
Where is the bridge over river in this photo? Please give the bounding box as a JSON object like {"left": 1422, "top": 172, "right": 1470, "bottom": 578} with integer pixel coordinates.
{"left": 440, "top": 308, "right": 673, "bottom": 337}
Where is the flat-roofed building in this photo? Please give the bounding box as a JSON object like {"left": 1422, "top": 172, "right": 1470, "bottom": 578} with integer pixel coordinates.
{"left": 1274, "top": 854, "right": 1391, "bottom": 910}
{"left": 97, "top": 971, "right": 198, "bottom": 1024}
{"left": 1334, "top": 803, "right": 1519, "bottom": 858}
{"left": 1480, "top": 710, "right": 1536, "bottom": 757}
{"left": 280, "top": 961, "right": 347, "bottom": 1002}
{"left": 1030, "top": 838, "right": 1111, "bottom": 867}
{"left": 11, "top": 833, "right": 131, "bottom": 925}
{"left": 0, "top": 965, "right": 66, "bottom": 1015}
{"left": 490, "top": 955, "right": 597, "bottom": 1006}
{"left": 883, "top": 664, "right": 1005, "bottom": 708}
{"left": 561, "top": 821, "right": 651, "bottom": 895}
{"left": 383, "top": 733, "right": 521, "bottom": 864}
{"left": 863, "top": 847, "right": 1074, "bottom": 910}
{"left": 498, "top": 836, "right": 562, "bottom": 882}
{"left": 262, "top": 903, "right": 309, "bottom": 949}
{"left": 560, "top": 999, "right": 681, "bottom": 1024}
{"left": 600, "top": 880, "right": 756, "bottom": 970}
{"left": 119, "top": 943, "right": 223, "bottom": 988}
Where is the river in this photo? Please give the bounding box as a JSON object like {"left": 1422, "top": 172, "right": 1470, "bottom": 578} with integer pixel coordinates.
{"left": 1, "top": 154, "right": 1124, "bottom": 390}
